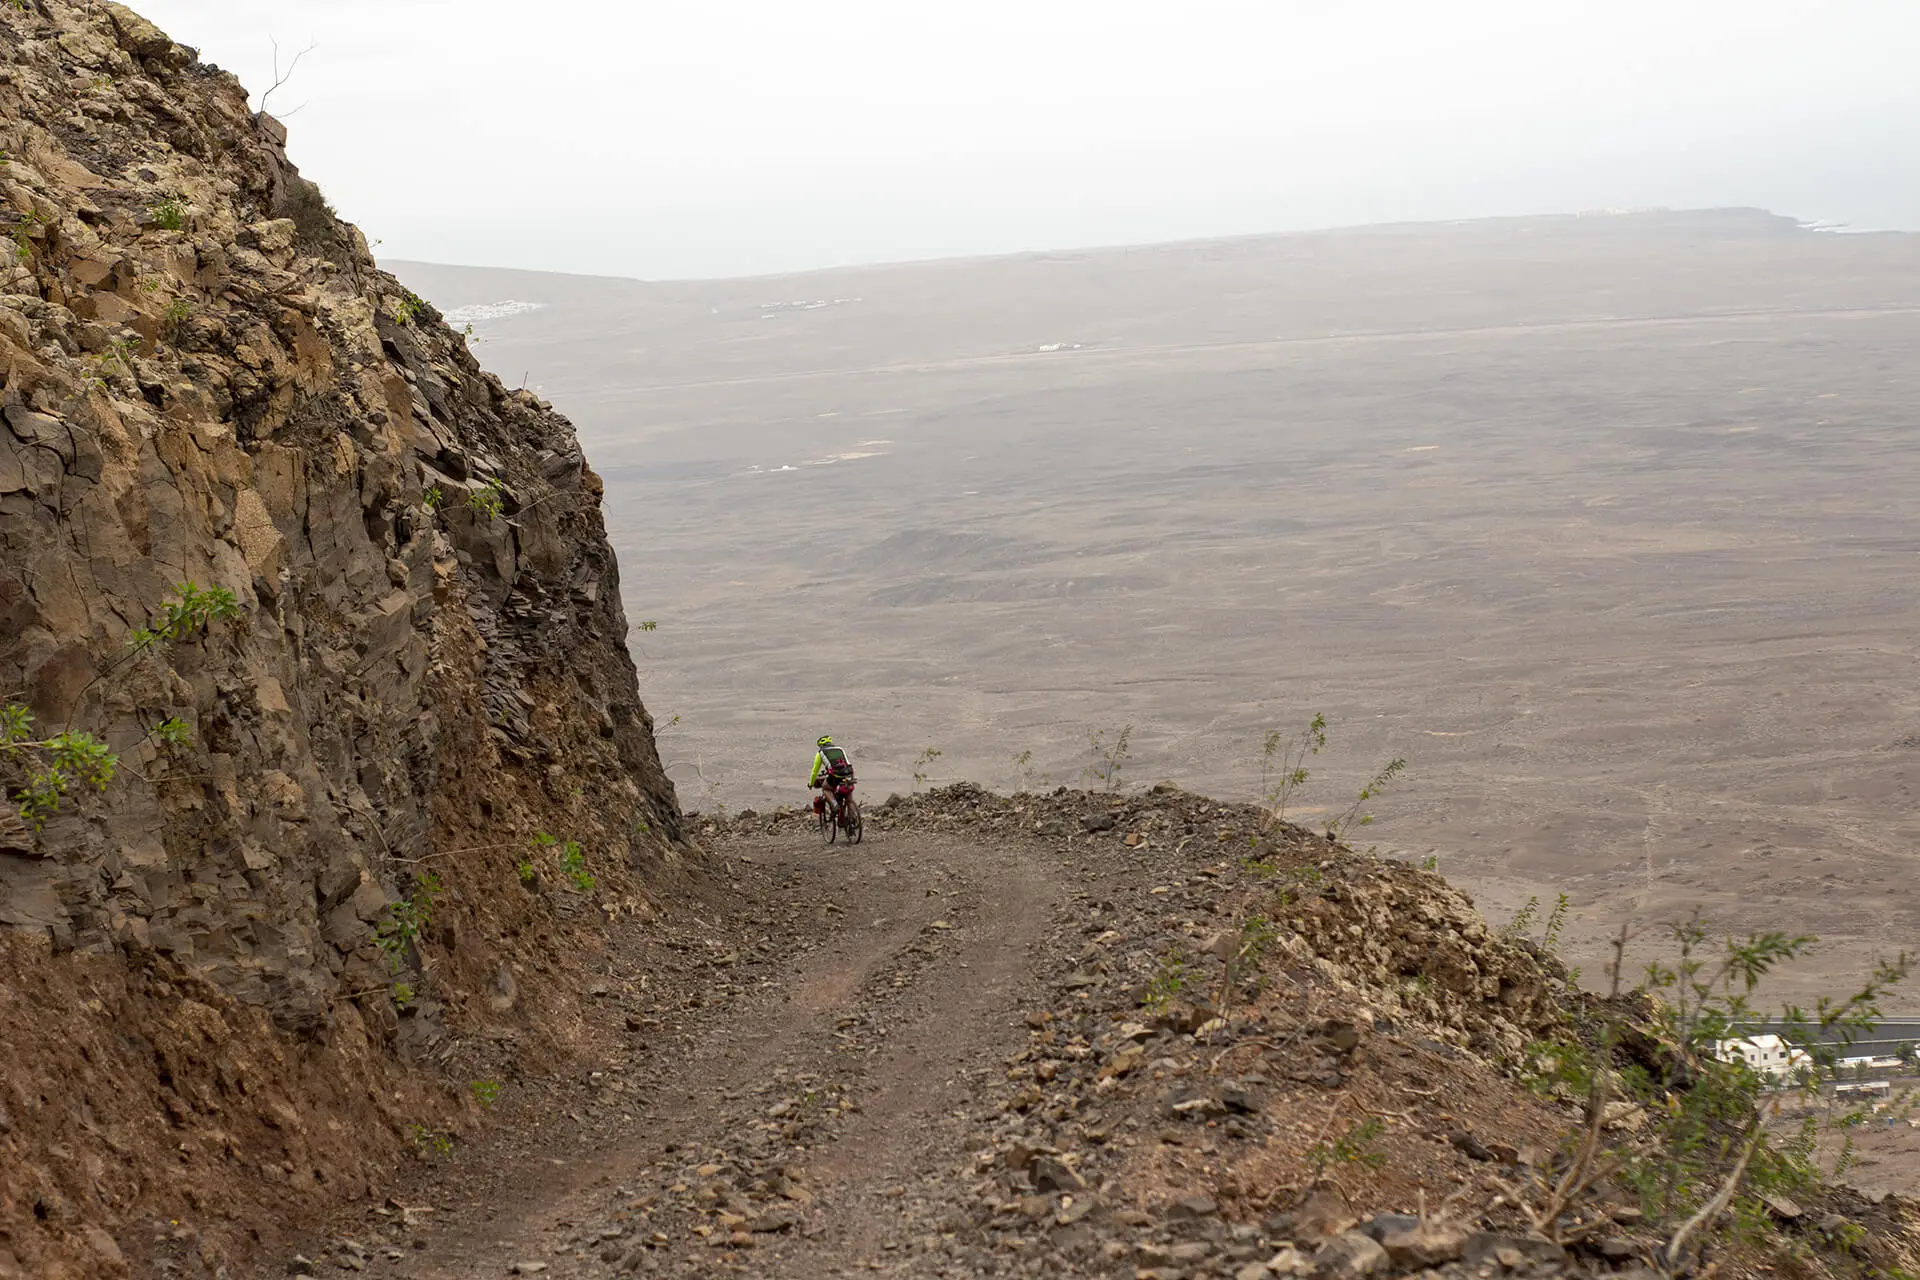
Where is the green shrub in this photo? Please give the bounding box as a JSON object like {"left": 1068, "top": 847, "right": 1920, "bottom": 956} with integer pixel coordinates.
{"left": 375, "top": 871, "right": 442, "bottom": 968}
{"left": 159, "top": 297, "right": 193, "bottom": 341}
{"left": 276, "top": 176, "right": 336, "bottom": 249}
{"left": 3, "top": 583, "right": 237, "bottom": 830}
{"left": 467, "top": 477, "right": 507, "bottom": 521}
{"left": 533, "top": 832, "right": 593, "bottom": 892}
{"left": 1259, "top": 713, "right": 1325, "bottom": 825}
{"left": 389, "top": 292, "right": 425, "bottom": 325}
{"left": 1508, "top": 917, "right": 1910, "bottom": 1266}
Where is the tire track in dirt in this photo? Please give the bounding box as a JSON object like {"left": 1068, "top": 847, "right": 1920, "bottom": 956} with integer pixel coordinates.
{"left": 352, "top": 827, "right": 1062, "bottom": 1279}
{"left": 770, "top": 838, "right": 1060, "bottom": 1272}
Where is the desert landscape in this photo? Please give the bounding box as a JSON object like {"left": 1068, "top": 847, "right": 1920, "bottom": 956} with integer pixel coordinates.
{"left": 396, "top": 210, "right": 1920, "bottom": 998}
{"left": 18, "top": 3, "right": 1920, "bottom": 1270}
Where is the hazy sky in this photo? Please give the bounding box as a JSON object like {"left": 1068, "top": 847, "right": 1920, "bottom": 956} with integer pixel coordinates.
{"left": 136, "top": 0, "right": 1920, "bottom": 280}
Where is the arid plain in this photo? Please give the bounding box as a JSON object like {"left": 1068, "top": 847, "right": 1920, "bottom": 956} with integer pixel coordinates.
{"left": 395, "top": 209, "right": 1920, "bottom": 997}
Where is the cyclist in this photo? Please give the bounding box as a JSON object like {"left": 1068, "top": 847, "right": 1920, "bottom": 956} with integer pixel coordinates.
{"left": 808, "top": 735, "right": 856, "bottom": 818}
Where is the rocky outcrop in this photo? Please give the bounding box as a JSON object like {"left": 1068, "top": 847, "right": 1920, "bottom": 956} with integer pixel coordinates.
{"left": 0, "top": 3, "right": 683, "bottom": 1273}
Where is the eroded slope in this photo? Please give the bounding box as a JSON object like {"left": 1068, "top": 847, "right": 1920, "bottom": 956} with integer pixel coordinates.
{"left": 0, "top": 3, "right": 685, "bottom": 1275}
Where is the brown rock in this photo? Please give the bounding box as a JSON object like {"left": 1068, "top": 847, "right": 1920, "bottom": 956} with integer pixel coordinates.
{"left": 1167, "top": 1192, "right": 1219, "bottom": 1220}
{"left": 1376, "top": 1221, "right": 1468, "bottom": 1267}
{"left": 1312, "top": 1231, "right": 1388, "bottom": 1278}
{"left": 1030, "top": 1156, "right": 1086, "bottom": 1193}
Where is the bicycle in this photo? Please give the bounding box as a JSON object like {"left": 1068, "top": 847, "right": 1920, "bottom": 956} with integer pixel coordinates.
{"left": 817, "top": 782, "right": 863, "bottom": 845}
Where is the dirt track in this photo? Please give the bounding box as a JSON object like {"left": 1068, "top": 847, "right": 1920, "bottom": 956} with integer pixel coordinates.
{"left": 267, "top": 788, "right": 1920, "bottom": 1280}
{"left": 300, "top": 818, "right": 1070, "bottom": 1278}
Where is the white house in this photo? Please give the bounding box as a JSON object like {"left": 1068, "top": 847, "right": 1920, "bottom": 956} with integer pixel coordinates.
{"left": 1714, "top": 1034, "right": 1813, "bottom": 1079}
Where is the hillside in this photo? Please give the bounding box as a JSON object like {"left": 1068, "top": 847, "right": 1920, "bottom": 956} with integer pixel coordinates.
{"left": 3, "top": 4, "right": 1919, "bottom": 1280}
{"left": 0, "top": 2, "right": 689, "bottom": 1274}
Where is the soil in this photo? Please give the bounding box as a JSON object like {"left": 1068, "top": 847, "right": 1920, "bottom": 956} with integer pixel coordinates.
{"left": 263, "top": 787, "right": 1920, "bottom": 1280}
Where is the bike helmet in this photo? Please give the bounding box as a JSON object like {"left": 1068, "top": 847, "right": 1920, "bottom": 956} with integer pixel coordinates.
{"left": 817, "top": 735, "right": 834, "bottom": 747}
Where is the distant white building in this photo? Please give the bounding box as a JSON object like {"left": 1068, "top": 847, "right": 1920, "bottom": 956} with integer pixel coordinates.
{"left": 1714, "top": 1034, "right": 1813, "bottom": 1079}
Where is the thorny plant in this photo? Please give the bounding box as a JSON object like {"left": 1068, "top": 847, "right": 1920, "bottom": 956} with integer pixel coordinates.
{"left": 912, "top": 746, "right": 942, "bottom": 790}
{"left": 1259, "top": 712, "right": 1325, "bottom": 828}
{"left": 1086, "top": 723, "right": 1132, "bottom": 792}
{"left": 256, "top": 36, "right": 318, "bottom": 118}
{"left": 1325, "top": 756, "right": 1406, "bottom": 840}
{"left": 1500, "top": 915, "right": 1911, "bottom": 1270}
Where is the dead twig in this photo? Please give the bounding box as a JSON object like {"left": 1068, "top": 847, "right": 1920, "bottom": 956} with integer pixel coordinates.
{"left": 1663, "top": 1117, "right": 1763, "bottom": 1272}
{"left": 257, "top": 37, "right": 318, "bottom": 118}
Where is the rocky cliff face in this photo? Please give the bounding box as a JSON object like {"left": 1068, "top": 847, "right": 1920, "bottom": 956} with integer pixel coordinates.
{"left": 0, "top": 3, "right": 685, "bottom": 1274}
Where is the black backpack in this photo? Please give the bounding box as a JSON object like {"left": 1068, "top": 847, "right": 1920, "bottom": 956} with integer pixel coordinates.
{"left": 820, "top": 744, "right": 853, "bottom": 780}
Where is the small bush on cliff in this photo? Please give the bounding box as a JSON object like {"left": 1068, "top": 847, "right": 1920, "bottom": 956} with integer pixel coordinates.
{"left": 129, "top": 581, "right": 240, "bottom": 651}
{"left": 375, "top": 870, "right": 442, "bottom": 967}
{"left": 533, "top": 832, "right": 593, "bottom": 892}
{"left": 1306, "top": 1116, "right": 1388, "bottom": 1182}
{"left": 389, "top": 292, "right": 426, "bottom": 326}
{"left": 1254, "top": 712, "right": 1407, "bottom": 839}
{"left": 1, "top": 708, "right": 115, "bottom": 830}
{"left": 159, "top": 297, "right": 193, "bottom": 343}
{"left": 148, "top": 198, "right": 186, "bottom": 231}
{"left": 1325, "top": 755, "right": 1406, "bottom": 839}
{"left": 467, "top": 477, "right": 508, "bottom": 521}
{"left": 1085, "top": 723, "right": 1132, "bottom": 791}
{"left": 1506, "top": 918, "right": 1910, "bottom": 1267}
{"left": 1259, "top": 712, "right": 1325, "bottom": 826}
{"left": 3, "top": 584, "right": 240, "bottom": 830}
{"left": 276, "top": 175, "right": 337, "bottom": 250}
